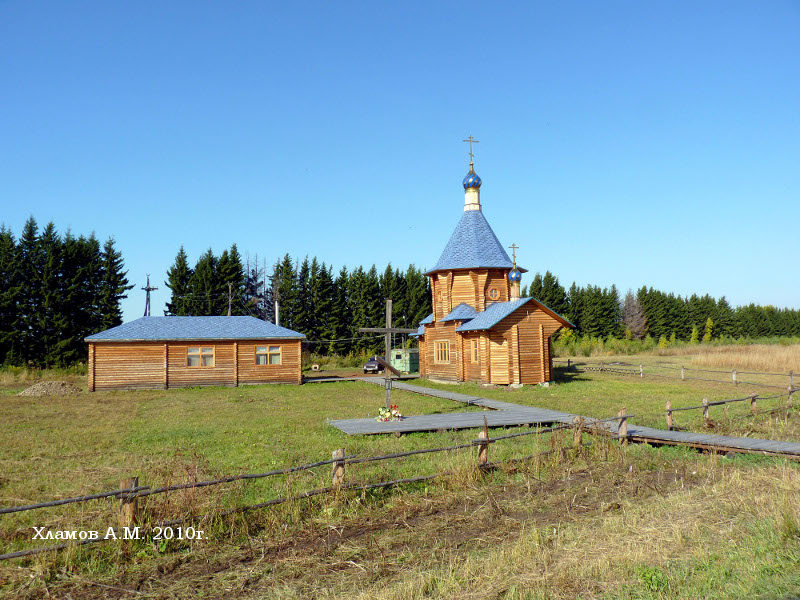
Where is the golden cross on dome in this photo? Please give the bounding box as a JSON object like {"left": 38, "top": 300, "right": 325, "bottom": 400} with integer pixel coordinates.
{"left": 462, "top": 135, "right": 479, "bottom": 169}
{"left": 508, "top": 243, "right": 519, "bottom": 268}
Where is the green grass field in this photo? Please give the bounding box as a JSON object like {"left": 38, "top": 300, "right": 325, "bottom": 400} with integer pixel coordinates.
{"left": 1, "top": 356, "right": 799, "bottom": 599}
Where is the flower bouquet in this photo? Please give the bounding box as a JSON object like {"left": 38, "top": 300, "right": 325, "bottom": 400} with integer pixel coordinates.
{"left": 376, "top": 404, "right": 403, "bottom": 422}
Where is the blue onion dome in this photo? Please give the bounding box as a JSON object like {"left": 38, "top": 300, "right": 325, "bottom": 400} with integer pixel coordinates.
{"left": 463, "top": 168, "right": 482, "bottom": 189}
{"left": 508, "top": 268, "right": 522, "bottom": 283}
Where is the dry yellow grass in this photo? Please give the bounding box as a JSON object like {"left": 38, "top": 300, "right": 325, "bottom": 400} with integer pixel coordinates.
{"left": 686, "top": 344, "right": 800, "bottom": 373}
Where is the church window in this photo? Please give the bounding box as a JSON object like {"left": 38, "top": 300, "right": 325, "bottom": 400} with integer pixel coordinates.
{"left": 471, "top": 339, "right": 480, "bottom": 363}
{"left": 434, "top": 341, "right": 450, "bottom": 364}
{"left": 488, "top": 288, "right": 500, "bottom": 301}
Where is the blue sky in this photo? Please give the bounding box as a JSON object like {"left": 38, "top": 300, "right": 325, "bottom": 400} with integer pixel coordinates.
{"left": 2, "top": 1, "right": 799, "bottom": 321}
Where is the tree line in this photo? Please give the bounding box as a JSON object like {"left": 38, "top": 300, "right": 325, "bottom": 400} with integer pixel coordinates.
{"left": 523, "top": 271, "right": 800, "bottom": 341}
{"left": 0, "top": 218, "right": 132, "bottom": 367}
{"left": 4, "top": 216, "right": 799, "bottom": 368}
{"left": 164, "top": 247, "right": 432, "bottom": 355}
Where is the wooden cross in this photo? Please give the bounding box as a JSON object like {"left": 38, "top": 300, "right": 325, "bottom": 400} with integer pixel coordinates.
{"left": 142, "top": 274, "right": 158, "bottom": 317}
{"left": 359, "top": 298, "right": 418, "bottom": 407}
{"left": 462, "top": 135, "right": 479, "bottom": 167}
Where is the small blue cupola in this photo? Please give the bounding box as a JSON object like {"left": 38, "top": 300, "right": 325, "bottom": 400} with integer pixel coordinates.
{"left": 463, "top": 168, "right": 482, "bottom": 190}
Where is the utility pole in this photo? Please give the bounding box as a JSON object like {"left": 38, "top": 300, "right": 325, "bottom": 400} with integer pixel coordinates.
{"left": 227, "top": 282, "right": 233, "bottom": 316}
{"left": 359, "top": 298, "right": 417, "bottom": 408}
{"left": 142, "top": 275, "right": 158, "bottom": 317}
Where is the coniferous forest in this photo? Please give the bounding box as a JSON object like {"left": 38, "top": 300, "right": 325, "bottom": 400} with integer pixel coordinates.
{"left": 3, "top": 218, "right": 800, "bottom": 367}
{"left": 0, "top": 218, "right": 132, "bottom": 367}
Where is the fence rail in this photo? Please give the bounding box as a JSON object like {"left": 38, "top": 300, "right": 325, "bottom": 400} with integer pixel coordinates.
{"left": 555, "top": 359, "right": 796, "bottom": 390}
{"left": 665, "top": 388, "right": 796, "bottom": 430}
{"left": 3, "top": 416, "right": 624, "bottom": 562}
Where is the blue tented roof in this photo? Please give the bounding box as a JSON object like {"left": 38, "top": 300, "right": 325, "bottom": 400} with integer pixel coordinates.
{"left": 441, "top": 302, "right": 478, "bottom": 322}
{"left": 455, "top": 298, "right": 534, "bottom": 332}
{"left": 425, "top": 210, "right": 515, "bottom": 275}
{"left": 409, "top": 324, "right": 425, "bottom": 338}
{"left": 419, "top": 313, "right": 434, "bottom": 325}
{"left": 85, "top": 316, "right": 306, "bottom": 342}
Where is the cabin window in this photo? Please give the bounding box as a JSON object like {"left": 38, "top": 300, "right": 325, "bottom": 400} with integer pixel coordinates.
{"left": 487, "top": 288, "right": 500, "bottom": 301}
{"left": 434, "top": 341, "right": 450, "bottom": 364}
{"left": 187, "top": 347, "right": 214, "bottom": 367}
{"left": 256, "top": 345, "right": 282, "bottom": 365}
{"left": 471, "top": 339, "right": 480, "bottom": 364}
{"left": 395, "top": 353, "right": 402, "bottom": 360}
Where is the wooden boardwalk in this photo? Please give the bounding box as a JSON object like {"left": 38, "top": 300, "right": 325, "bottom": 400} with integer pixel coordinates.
{"left": 328, "top": 378, "right": 800, "bottom": 458}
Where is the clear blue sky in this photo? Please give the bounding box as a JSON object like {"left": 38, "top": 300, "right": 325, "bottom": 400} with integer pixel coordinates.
{"left": 2, "top": 1, "right": 799, "bottom": 321}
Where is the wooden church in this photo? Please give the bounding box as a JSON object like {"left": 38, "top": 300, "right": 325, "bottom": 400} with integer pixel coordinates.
{"left": 415, "top": 145, "right": 574, "bottom": 385}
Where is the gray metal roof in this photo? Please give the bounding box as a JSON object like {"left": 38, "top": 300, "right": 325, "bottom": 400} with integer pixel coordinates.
{"left": 441, "top": 302, "right": 478, "bottom": 322}
{"left": 425, "top": 210, "right": 516, "bottom": 275}
{"left": 85, "top": 316, "right": 305, "bottom": 342}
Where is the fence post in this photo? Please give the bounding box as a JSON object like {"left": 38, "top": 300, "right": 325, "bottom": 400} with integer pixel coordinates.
{"left": 331, "top": 448, "right": 345, "bottom": 488}
{"left": 750, "top": 394, "right": 757, "bottom": 414}
{"left": 791, "top": 371, "right": 794, "bottom": 389}
{"left": 119, "top": 477, "right": 138, "bottom": 529}
{"left": 732, "top": 369, "right": 737, "bottom": 386}
{"left": 617, "top": 408, "right": 628, "bottom": 445}
{"left": 724, "top": 403, "right": 729, "bottom": 420}
{"left": 665, "top": 400, "right": 673, "bottom": 431}
{"left": 572, "top": 416, "right": 584, "bottom": 450}
{"left": 702, "top": 398, "right": 709, "bottom": 427}
{"left": 600, "top": 361, "right": 605, "bottom": 372}
{"left": 639, "top": 364, "right": 643, "bottom": 378}
{"left": 477, "top": 430, "right": 489, "bottom": 467}
{"left": 681, "top": 366, "right": 685, "bottom": 381}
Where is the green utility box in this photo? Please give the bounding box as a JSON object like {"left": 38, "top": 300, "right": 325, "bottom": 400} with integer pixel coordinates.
{"left": 390, "top": 348, "right": 419, "bottom": 374}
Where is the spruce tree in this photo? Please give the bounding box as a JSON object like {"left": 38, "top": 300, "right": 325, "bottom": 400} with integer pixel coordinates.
{"left": 293, "top": 257, "right": 312, "bottom": 335}
{"left": 16, "top": 217, "right": 43, "bottom": 364}
{"left": 331, "top": 266, "right": 350, "bottom": 354}
{"left": 272, "top": 254, "right": 296, "bottom": 328}
{"left": 0, "top": 227, "right": 20, "bottom": 364}
{"left": 39, "top": 223, "right": 66, "bottom": 366}
{"left": 165, "top": 247, "right": 193, "bottom": 315}
{"left": 98, "top": 237, "right": 133, "bottom": 330}
{"left": 217, "top": 244, "right": 246, "bottom": 315}
{"left": 188, "top": 249, "right": 220, "bottom": 315}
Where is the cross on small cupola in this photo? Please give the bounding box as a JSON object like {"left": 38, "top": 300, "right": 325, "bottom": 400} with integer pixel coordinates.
{"left": 462, "top": 135, "right": 479, "bottom": 170}
{"left": 508, "top": 243, "right": 519, "bottom": 269}
{"left": 462, "top": 135, "right": 482, "bottom": 202}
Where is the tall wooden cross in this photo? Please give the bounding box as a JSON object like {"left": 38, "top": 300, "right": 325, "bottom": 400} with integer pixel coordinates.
{"left": 142, "top": 274, "right": 158, "bottom": 317}
{"left": 359, "top": 298, "right": 418, "bottom": 407}
{"left": 462, "top": 135, "right": 479, "bottom": 168}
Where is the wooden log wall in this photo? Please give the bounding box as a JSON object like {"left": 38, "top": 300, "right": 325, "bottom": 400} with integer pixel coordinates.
{"left": 237, "top": 341, "right": 302, "bottom": 385}
{"left": 92, "top": 342, "right": 166, "bottom": 390}
{"left": 421, "top": 321, "right": 460, "bottom": 381}
{"left": 90, "top": 340, "right": 303, "bottom": 391}
{"left": 492, "top": 305, "right": 563, "bottom": 385}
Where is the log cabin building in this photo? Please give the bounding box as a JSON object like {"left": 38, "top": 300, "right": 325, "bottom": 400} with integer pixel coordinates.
{"left": 414, "top": 156, "right": 574, "bottom": 385}
{"left": 85, "top": 316, "right": 305, "bottom": 391}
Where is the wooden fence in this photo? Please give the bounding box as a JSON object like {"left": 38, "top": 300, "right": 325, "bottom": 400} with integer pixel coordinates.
{"left": 665, "top": 388, "right": 796, "bottom": 430}
{"left": 0, "top": 415, "right": 632, "bottom": 562}
{"left": 555, "top": 359, "right": 796, "bottom": 390}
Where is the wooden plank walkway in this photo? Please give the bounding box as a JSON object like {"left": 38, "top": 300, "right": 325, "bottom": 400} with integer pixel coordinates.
{"left": 328, "top": 378, "right": 800, "bottom": 458}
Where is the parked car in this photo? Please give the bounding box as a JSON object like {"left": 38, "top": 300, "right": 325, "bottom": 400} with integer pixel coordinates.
{"left": 363, "top": 356, "right": 385, "bottom": 374}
